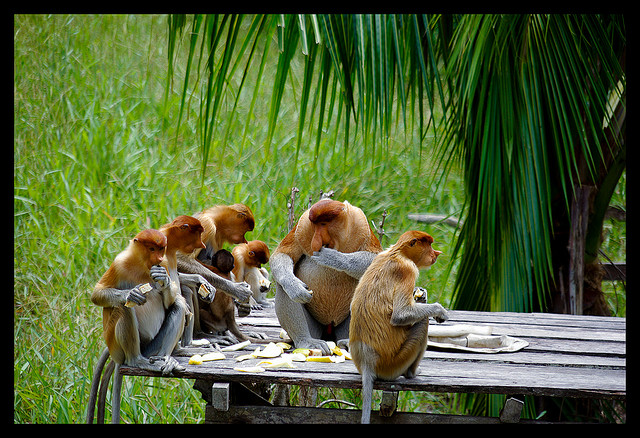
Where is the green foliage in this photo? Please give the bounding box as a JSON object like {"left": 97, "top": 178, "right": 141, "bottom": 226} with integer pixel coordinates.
{"left": 438, "top": 15, "right": 626, "bottom": 312}
{"left": 14, "top": 14, "right": 462, "bottom": 423}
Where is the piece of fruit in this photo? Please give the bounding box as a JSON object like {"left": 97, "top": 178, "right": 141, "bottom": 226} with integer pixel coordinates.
{"left": 201, "top": 352, "right": 225, "bottom": 361}
{"left": 221, "top": 340, "right": 251, "bottom": 352}
{"left": 255, "top": 342, "right": 283, "bottom": 358}
{"left": 188, "top": 354, "right": 203, "bottom": 365}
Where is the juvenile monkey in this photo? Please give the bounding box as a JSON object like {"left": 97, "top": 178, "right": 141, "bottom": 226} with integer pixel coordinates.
{"left": 271, "top": 199, "right": 382, "bottom": 355}
{"left": 199, "top": 249, "right": 269, "bottom": 343}
{"left": 232, "top": 240, "right": 271, "bottom": 308}
{"left": 349, "top": 230, "right": 449, "bottom": 423}
{"left": 177, "top": 204, "right": 255, "bottom": 308}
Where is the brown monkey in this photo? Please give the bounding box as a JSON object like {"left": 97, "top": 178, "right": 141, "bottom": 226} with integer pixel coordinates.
{"left": 157, "top": 215, "right": 216, "bottom": 350}
{"left": 87, "top": 218, "right": 215, "bottom": 423}
{"left": 177, "top": 205, "right": 254, "bottom": 300}
{"left": 232, "top": 240, "right": 271, "bottom": 308}
{"left": 199, "top": 249, "right": 270, "bottom": 344}
{"left": 176, "top": 204, "right": 256, "bottom": 343}
{"left": 349, "top": 230, "right": 449, "bottom": 423}
{"left": 87, "top": 229, "right": 180, "bottom": 423}
{"left": 271, "top": 199, "right": 382, "bottom": 355}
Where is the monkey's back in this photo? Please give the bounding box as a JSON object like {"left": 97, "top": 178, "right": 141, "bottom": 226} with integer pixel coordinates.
{"left": 349, "top": 255, "right": 418, "bottom": 378}
{"left": 295, "top": 255, "right": 359, "bottom": 326}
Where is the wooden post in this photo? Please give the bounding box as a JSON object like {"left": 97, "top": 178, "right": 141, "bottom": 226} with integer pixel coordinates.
{"left": 380, "top": 391, "right": 399, "bottom": 417}
{"left": 568, "top": 186, "right": 592, "bottom": 315}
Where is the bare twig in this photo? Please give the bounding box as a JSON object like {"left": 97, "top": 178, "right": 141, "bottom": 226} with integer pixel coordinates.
{"left": 287, "top": 187, "right": 300, "bottom": 231}
{"left": 372, "top": 209, "right": 388, "bottom": 243}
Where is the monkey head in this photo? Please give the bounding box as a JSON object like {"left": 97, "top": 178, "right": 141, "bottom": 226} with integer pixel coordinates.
{"left": 297, "top": 199, "right": 380, "bottom": 255}
{"left": 307, "top": 199, "right": 351, "bottom": 253}
{"left": 245, "top": 240, "right": 270, "bottom": 266}
{"left": 211, "top": 249, "right": 235, "bottom": 275}
{"left": 133, "top": 229, "right": 167, "bottom": 268}
{"left": 163, "top": 215, "right": 206, "bottom": 254}
{"left": 397, "top": 230, "right": 442, "bottom": 269}
{"left": 221, "top": 204, "right": 256, "bottom": 245}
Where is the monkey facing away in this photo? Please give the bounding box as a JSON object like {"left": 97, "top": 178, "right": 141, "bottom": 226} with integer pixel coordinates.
{"left": 271, "top": 199, "right": 382, "bottom": 355}
{"left": 232, "top": 240, "right": 271, "bottom": 308}
{"left": 349, "top": 230, "right": 449, "bottom": 423}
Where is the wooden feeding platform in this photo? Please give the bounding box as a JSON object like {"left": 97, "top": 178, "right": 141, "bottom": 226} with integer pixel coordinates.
{"left": 120, "top": 305, "right": 625, "bottom": 423}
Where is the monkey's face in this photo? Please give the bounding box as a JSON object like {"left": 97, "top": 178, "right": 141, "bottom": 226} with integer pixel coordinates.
{"left": 177, "top": 225, "right": 207, "bottom": 254}
{"left": 400, "top": 231, "right": 442, "bottom": 269}
{"left": 148, "top": 245, "right": 166, "bottom": 268}
{"left": 310, "top": 221, "right": 336, "bottom": 253}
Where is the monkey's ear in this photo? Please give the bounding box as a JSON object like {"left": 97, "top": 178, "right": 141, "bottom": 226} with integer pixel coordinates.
{"left": 409, "top": 238, "right": 417, "bottom": 247}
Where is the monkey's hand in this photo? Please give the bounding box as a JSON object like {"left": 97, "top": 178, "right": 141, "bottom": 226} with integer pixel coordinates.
{"left": 270, "top": 253, "right": 313, "bottom": 303}
{"left": 284, "top": 278, "right": 313, "bottom": 304}
{"left": 222, "top": 281, "right": 252, "bottom": 302}
{"left": 413, "top": 287, "right": 428, "bottom": 303}
{"left": 429, "top": 303, "right": 449, "bottom": 324}
{"left": 150, "top": 265, "right": 170, "bottom": 290}
{"left": 310, "top": 248, "right": 377, "bottom": 279}
{"left": 125, "top": 285, "right": 149, "bottom": 307}
{"left": 198, "top": 281, "right": 216, "bottom": 303}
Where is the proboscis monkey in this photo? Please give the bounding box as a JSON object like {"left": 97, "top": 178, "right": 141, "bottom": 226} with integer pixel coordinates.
{"left": 156, "top": 215, "right": 216, "bottom": 350}
{"left": 87, "top": 229, "right": 179, "bottom": 423}
{"left": 199, "top": 249, "right": 270, "bottom": 344}
{"left": 349, "top": 230, "right": 449, "bottom": 423}
{"left": 232, "top": 240, "right": 271, "bottom": 308}
{"left": 271, "top": 199, "right": 382, "bottom": 355}
{"left": 87, "top": 218, "right": 215, "bottom": 423}
{"left": 176, "top": 204, "right": 255, "bottom": 308}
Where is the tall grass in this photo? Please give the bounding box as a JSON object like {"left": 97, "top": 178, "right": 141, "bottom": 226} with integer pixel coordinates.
{"left": 14, "top": 14, "right": 464, "bottom": 423}
{"left": 13, "top": 14, "right": 627, "bottom": 423}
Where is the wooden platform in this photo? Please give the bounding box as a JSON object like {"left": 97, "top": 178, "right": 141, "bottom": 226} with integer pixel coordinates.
{"left": 120, "top": 306, "right": 626, "bottom": 423}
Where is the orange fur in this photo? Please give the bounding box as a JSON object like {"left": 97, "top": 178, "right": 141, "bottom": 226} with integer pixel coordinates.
{"left": 350, "top": 230, "right": 442, "bottom": 378}
{"left": 274, "top": 200, "right": 382, "bottom": 326}
{"left": 192, "top": 204, "right": 255, "bottom": 257}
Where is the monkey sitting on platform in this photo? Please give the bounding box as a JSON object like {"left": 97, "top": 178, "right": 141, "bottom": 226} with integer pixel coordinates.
{"left": 349, "top": 230, "right": 449, "bottom": 423}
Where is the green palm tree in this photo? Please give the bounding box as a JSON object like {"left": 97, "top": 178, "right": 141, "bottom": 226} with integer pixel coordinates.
{"left": 166, "top": 14, "right": 625, "bottom": 420}
{"left": 167, "top": 13, "right": 624, "bottom": 316}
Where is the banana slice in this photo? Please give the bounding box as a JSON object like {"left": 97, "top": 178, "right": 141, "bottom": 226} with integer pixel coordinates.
{"left": 221, "top": 340, "right": 251, "bottom": 351}
{"left": 255, "top": 342, "right": 283, "bottom": 358}
{"left": 201, "top": 352, "right": 226, "bottom": 361}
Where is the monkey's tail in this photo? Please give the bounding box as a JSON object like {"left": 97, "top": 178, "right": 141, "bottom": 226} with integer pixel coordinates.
{"left": 85, "top": 347, "right": 111, "bottom": 424}
{"left": 360, "top": 368, "right": 376, "bottom": 424}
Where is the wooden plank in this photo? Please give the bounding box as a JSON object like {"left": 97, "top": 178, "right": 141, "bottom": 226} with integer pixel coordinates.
{"left": 120, "top": 309, "right": 626, "bottom": 403}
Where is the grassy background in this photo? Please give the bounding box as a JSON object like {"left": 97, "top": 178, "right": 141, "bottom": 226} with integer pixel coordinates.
{"left": 14, "top": 14, "right": 625, "bottom": 423}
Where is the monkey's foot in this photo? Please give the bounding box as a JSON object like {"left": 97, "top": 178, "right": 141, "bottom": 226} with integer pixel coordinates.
{"left": 403, "top": 367, "right": 420, "bottom": 379}
{"left": 147, "top": 356, "right": 185, "bottom": 376}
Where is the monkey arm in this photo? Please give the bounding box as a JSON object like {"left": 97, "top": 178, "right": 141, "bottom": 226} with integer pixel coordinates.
{"left": 309, "top": 247, "right": 377, "bottom": 279}
{"left": 390, "top": 293, "right": 449, "bottom": 326}
{"left": 176, "top": 252, "right": 251, "bottom": 301}
{"left": 270, "top": 252, "right": 313, "bottom": 304}
{"left": 91, "top": 285, "right": 147, "bottom": 308}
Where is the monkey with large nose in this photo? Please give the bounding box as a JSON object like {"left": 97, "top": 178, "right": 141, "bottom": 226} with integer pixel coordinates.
{"left": 349, "top": 230, "right": 449, "bottom": 423}
{"left": 270, "top": 199, "right": 382, "bottom": 355}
